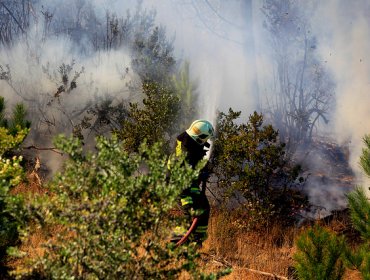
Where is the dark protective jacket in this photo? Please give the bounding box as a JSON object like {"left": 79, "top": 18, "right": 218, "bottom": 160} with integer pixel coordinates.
{"left": 175, "top": 132, "right": 210, "bottom": 244}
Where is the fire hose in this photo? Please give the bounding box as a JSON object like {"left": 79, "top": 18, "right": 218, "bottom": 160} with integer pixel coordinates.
{"left": 175, "top": 217, "right": 199, "bottom": 246}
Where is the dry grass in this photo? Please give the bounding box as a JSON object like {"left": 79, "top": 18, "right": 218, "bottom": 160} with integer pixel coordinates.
{"left": 6, "top": 171, "right": 364, "bottom": 280}
{"left": 198, "top": 209, "right": 363, "bottom": 280}
{"left": 7, "top": 224, "right": 65, "bottom": 274}
{"left": 10, "top": 171, "right": 46, "bottom": 196}
{"left": 200, "top": 212, "right": 297, "bottom": 279}
{"left": 7, "top": 171, "right": 62, "bottom": 276}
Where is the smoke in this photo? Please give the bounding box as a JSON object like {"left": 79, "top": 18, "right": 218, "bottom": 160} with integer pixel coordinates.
{"left": 1, "top": 0, "right": 368, "bottom": 206}
{"left": 0, "top": 7, "right": 135, "bottom": 173}
{"left": 0, "top": 24, "right": 133, "bottom": 127}
{"left": 140, "top": 0, "right": 255, "bottom": 125}
{"left": 312, "top": 0, "right": 370, "bottom": 197}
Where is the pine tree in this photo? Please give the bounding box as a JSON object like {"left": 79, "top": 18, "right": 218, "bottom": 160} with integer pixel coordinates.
{"left": 172, "top": 61, "right": 199, "bottom": 131}
{"left": 294, "top": 225, "right": 346, "bottom": 280}
{"left": 344, "top": 134, "right": 370, "bottom": 279}
{"left": 360, "top": 135, "right": 370, "bottom": 184}
{"left": 0, "top": 96, "right": 7, "bottom": 127}
{"left": 344, "top": 188, "right": 370, "bottom": 280}
{"left": 8, "top": 103, "right": 31, "bottom": 135}
{"left": 0, "top": 96, "right": 30, "bottom": 135}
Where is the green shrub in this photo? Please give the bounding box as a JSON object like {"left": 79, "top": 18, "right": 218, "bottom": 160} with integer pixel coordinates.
{"left": 211, "top": 108, "right": 307, "bottom": 228}
{"left": 0, "top": 127, "right": 28, "bottom": 271}
{"left": 294, "top": 225, "right": 345, "bottom": 280}
{"left": 0, "top": 96, "right": 30, "bottom": 136}
{"left": 12, "top": 135, "right": 228, "bottom": 279}
{"left": 341, "top": 135, "right": 370, "bottom": 279}
{"left": 118, "top": 81, "right": 181, "bottom": 154}
{"left": 0, "top": 96, "right": 29, "bottom": 273}
{"left": 345, "top": 188, "right": 370, "bottom": 279}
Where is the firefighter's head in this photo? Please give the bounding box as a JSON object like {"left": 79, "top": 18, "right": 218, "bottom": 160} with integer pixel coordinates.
{"left": 186, "top": 119, "right": 214, "bottom": 145}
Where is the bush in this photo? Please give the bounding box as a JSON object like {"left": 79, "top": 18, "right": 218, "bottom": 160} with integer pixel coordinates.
{"left": 211, "top": 108, "right": 307, "bottom": 228}
{"left": 344, "top": 188, "right": 370, "bottom": 280}
{"left": 11, "top": 135, "right": 227, "bottom": 279}
{"left": 0, "top": 96, "right": 29, "bottom": 273}
{"left": 118, "top": 81, "right": 181, "bottom": 154}
{"left": 294, "top": 225, "right": 346, "bottom": 280}
{"left": 342, "top": 136, "right": 370, "bottom": 279}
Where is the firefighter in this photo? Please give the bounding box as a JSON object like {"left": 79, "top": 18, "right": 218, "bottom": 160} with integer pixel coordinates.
{"left": 171, "top": 119, "right": 214, "bottom": 247}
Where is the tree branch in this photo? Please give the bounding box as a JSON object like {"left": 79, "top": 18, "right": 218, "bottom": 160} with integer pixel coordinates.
{"left": 21, "top": 145, "right": 63, "bottom": 155}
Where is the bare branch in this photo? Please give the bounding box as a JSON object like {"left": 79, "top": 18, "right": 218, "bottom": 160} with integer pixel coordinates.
{"left": 21, "top": 145, "right": 63, "bottom": 156}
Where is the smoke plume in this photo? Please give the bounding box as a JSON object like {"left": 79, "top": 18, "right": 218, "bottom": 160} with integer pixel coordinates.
{"left": 1, "top": 0, "right": 368, "bottom": 205}
{"left": 312, "top": 0, "right": 370, "bottom": 196}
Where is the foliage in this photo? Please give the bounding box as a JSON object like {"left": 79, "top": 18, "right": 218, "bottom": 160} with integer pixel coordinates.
{"left": 0, "top": 128, "right": 28, "bottom": 240}
{"left": 171, "top": 61, "right": 199, "bottom": 131}
{"left": 344, "top": 188, "right": 370, "bottom": 280}
{"left": 0, "top": 95, "right": 6, "bottom": 127}
{"left": 360, "top": 135, "right": 370, "bottom": 179}
{"left": 0, "top": 96, "right": 29, "bottom": 273}
{"left": 118, "top": 81, "right": 181, "bottom": 154}
{"left": 0, "top": 130, "right": 28, "bottom": 271}
{"left": 294, "top": 225, "right": 346, "bottom": 280}
{"left": 211, "top": 108, "right": 307, "bottom": 228}
{"left": 101, "top": 3, "right": 177, "bottom": 84}
{"left": 11, "top": 135, "right": 227, "bottom": 279}
{"left": 0, "top": 96, "right": 30, "bottom": 137}
{"left": 81, "top": 98, "right": 129, "bottom": 136}
{"left": 347, "top": 188, "right": 370, "bottom": 241}
{"left": 131, "top": 24, "right": 176, "bottom": 85}
{"left": 1, "top": 1, "right": 180, "bottom": 145}
{"left": 7, "top": 104, "right": 31, "bottom": 136}
{"left": 344, "top": 136, "right": 370, "bottom": 279}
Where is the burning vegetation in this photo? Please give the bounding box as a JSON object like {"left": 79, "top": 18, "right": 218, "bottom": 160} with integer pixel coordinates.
{"left": 0, "top": 1, "right": 369, "bottom": 280}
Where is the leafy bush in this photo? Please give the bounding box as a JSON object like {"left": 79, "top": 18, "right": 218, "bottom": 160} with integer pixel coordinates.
{"left": 211, "top": 108, "right": 307, "bottom": 228}
{"left": 0, "top": 100, "right": 29, "bottom": 270}
{"left": 0, "top": 128, "right": 28, "bottom": 262}
{"left": 11, "top": 135, "right": 227, "bottom": 279}
{"left": 118, "top": 81, "right": 181, "bottom": 154}
{"left": 0, "top": 96, "right": 29, "bottom": 271}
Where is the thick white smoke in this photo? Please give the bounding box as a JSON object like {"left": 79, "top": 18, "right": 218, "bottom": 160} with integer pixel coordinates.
{"left": 1, "top": 0, "right": 368, "bottom": 205}
{"left": 312, "top": 0, "right": 370, "bottom": 196}
{"left": 140, "top": 0, "right": 255, "bottom": 125}
{"left": 0, "top": 8, "right": 135, "bottom": 173}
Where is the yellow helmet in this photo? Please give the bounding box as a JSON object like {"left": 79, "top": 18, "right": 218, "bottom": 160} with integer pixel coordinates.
{"left": 186, "top": 119, "right": 214, "bottom": 144}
